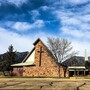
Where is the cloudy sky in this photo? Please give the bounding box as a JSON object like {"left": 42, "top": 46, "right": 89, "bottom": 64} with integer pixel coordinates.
{"left": 0, "top": 0, "right": 90, "bottom": 56}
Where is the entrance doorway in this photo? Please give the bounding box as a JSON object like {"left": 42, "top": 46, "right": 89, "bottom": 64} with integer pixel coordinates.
{"left": 69, "top": 71, "right": 74, "bottom": 77}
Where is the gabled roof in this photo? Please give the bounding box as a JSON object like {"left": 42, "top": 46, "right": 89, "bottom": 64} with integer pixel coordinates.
{"left": 11, "top": 38, "right": 65, "bottom": 67}
{"left": 33, "top": 38, "right": 41, "bottom": 45}
{"left": 22, "top": 38, "right": 41, "bottom": 63}
{"left": 26, "top": 38, "right": 59, "bottom": 66}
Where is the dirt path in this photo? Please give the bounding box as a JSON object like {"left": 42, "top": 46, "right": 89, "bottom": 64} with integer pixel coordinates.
{"left": 0, "top": 78, "right": 90, "bottom": 90}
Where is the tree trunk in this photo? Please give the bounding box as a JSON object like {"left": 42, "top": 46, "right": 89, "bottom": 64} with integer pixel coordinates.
{"left": 64, "top": 68, "right": 66, "bottom": 77}
{"left": 2, "top": 71, "right": 5, "bottom": 76}
{"left": 58, "top": 64, "right": 60, "bottom": 77}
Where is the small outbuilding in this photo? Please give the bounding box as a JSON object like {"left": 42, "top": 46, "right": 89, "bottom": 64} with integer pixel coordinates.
{"left": 62, "top": 56, "right": 90, "bottom": 77}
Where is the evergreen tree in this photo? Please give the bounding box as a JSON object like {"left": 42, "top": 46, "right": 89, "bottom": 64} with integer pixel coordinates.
{"left": 2, "top": 45, "right": 17, "bottom": 76}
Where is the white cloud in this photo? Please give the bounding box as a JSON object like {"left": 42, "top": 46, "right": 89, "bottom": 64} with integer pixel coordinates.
{"left": 12, "top": 22, "right": 32, "bottom": 31}
{"left": 52, "top": 5, "right": 90, "bottom": 56}
{"left": 67, "top": 0, "right": 89, "bottom": 5}
{"left": 12, "top": 20, "right": 44, "bottom": 31}
{"left": 30, "top": 10, "right": 40, "bottom": 20}
{"left": 7, "top": 0, "right": 28, "bottom": 6}
{"left": 72, "top": 40, "right": 90, "bottom": 56}
{"left": 0, "top": 0, "right": 90, "bottom": 57}
{"left": 40, "top": 6, "right": 49, "bottom": 11}
{"left": 62, "top": 17, "right": 81, "bottom": 26}
{"left": 0, "top": 27, "right": 34, "bottom": 53}
{"left": 61, "top": 27, "right": 83, "bottom": 38}
{"left": 46, "top": 0, "right": 90, "bottom": 8}
{"left": 0, "top": 26, "right": 90, "bottom": 56}
{"left": 82, "top": 4, "right": 90, "bottom": 14}
{"left": 34, "top": 20, "right": 44, "bottom": 28}
{"left": 54, "top": 9, "right": 90, "bottom": 36}
{"left": 77, "top": 14, "right": 90, "bottom": 23}
{"left": 0, "top": 27, "right": 51, "bottom": 54}
{"left": 61, "top": 27, "right": 90, "bottom": 39}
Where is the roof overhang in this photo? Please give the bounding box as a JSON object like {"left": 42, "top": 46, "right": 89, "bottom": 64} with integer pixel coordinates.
{"left": 68, "top": 66, "right": 86, "bottom": 69}
{"left": 11, "top": 62, "right": 35, "bottom": 67}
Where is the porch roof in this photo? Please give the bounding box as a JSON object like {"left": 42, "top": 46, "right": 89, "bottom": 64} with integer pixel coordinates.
{"left": 11, "top": 62, "right": 35, "bottom": 66}
{"left": 68, "top": 66, "right": 85, "bottom": 69}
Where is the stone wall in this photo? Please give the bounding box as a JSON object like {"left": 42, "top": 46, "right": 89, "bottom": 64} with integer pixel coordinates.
{"left": 23, "top": 40, "right": 68, "bottom": 77}
{"left": 23, "top": 66, "right": 58, "bottom": 77}
{"left": 66, "top": 68, "right": 69, "bottom": 77}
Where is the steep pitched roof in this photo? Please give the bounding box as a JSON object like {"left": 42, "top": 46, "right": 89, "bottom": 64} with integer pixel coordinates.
{"left": 12, "top": 38, "right": 68, "bottom": 67}
{"left": 19, "top": 38, "right": 41, "bottom": 63}
{"left": 33, "top": 38, "right": 41, "bottom": 45}
{"left": 11, "top": 38, "right": 59, "bottom": 67}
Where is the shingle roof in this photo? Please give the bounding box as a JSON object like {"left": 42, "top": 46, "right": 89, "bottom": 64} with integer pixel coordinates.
{"left": 62, "top": 56, "right": 90, "bottom": 69}
{"left": 62, "top": 56, "right": 85, "bottom": 66}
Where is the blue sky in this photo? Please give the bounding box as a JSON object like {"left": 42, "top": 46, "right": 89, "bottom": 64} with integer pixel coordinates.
{"left": 0, "top": 0, "right": 90, "bottom": 56}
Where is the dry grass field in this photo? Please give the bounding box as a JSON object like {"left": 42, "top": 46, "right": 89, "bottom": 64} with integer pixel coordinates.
{"left": 0, "top": 77, "right": 90, "bottom": 90}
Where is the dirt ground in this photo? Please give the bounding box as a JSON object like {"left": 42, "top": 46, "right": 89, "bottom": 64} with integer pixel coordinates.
{"left": 0, "top": 78, "right": 90, "bottom": 90}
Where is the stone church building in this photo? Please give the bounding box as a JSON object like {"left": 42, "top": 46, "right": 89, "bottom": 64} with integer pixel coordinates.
{"left": 11, "top": 38, "right": 69, "bottom": 77}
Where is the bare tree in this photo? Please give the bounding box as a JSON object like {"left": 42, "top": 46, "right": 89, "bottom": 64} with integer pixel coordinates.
{"left": 47, "top": 37, "right": 77, "bottom": 63}
{"left": 47, "top": 37, "right": 77, "bottom": 77}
